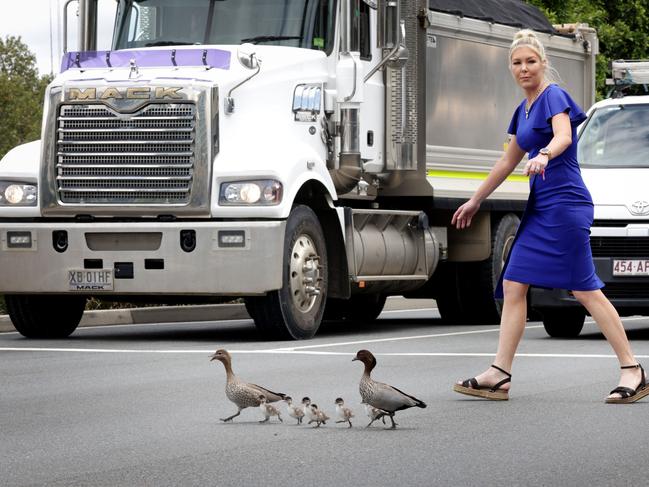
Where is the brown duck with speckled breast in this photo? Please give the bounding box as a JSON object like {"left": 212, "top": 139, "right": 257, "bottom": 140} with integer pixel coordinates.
{"left": 210, "top": 349, "right": 286, "bottom": 422}
{"left": 353, "top": 350, "right": 426, "bottom": 429}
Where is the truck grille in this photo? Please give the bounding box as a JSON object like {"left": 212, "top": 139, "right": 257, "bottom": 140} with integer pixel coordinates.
{"left": 591, "top": 237, "right": 649, "bottom": 257}
{"left": 56, "top": 103, "right": 195, "bottom": 204}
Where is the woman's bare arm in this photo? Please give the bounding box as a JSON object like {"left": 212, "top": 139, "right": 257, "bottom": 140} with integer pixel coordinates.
{"left": 451, "top": 136, "right": 526, "bottom": 228}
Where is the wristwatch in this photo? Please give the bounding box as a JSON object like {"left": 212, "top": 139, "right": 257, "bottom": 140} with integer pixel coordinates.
{"left": 539, "top": 147, "right": 552, "bottom": 159}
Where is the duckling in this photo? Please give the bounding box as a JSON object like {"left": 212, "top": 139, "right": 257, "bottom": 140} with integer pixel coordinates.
{"left": 283, "top": 396, "right": 305, "bottom": 424}
{"left": 310, "top": 404, "right": 329, "bottom": 428}
{"left": 302, "top": 397, "right": 318, "bottom": 425}
{"left": 258, "top": 394, "right": 283, "bottom": 423}
{"left": 362, "top": 402, "right": 387, "bottom": 425}
{"left": 334, "top": 397, "right": 354, "bottom": 428}
{"left": 352, "top": 349, "right": 427, "bottom": 429}
{"left": 210, "top": 349, "right": 285, "bottom": 422}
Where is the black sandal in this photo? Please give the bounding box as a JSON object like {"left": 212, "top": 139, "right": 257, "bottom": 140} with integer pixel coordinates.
{"left": 453, "top": 364, "right": 511, "bottom": 401}
{"left": 606, "top": 364, "right": 649, "bottom": 404}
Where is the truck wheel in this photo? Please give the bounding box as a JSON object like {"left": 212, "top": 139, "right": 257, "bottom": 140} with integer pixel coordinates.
{"left": 437, "top": 213, "right": 519, "bottom": 324}
{"left": 481, "top": 213, "right": 520, "bottom": 319}
{"left": 323, "top": 294, "right": 387, "bottom": 323}
{"left": 5, "top": 294, "right": 86, "bottom": 338}
{"left": 243, "top": 298, "right": 258, "bottom": 322}
{"left": 434, "top": 262, "right": 466, "bottom": 323}
{"left": 539, "top": 308, "right": 585, "bottom": 338}
{"left": 247, "top": 205, "right": 327, "bottom": 340}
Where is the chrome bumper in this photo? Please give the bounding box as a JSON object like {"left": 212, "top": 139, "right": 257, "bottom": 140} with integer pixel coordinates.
{"left": 0, "top": 220, "right": 285, "bottom": 295}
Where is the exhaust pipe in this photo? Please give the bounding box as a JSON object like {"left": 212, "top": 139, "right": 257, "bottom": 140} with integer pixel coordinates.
{"left": 330, "top": 0, "right": 362, "bottom": 194}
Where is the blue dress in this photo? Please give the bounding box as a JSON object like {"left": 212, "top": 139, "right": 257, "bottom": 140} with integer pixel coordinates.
{"left": 495, "top": 84, "right": 604, "bottom": 298}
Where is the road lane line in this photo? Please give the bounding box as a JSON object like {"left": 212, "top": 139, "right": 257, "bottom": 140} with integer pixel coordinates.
{"left": 272, "top": 325, "right": 545, "bottom": 351}
{"left": 2, "top": 347, "right": 648, "bottom": 360}
{"left": 380, "top": 308, "right": 438, "bottom": 313}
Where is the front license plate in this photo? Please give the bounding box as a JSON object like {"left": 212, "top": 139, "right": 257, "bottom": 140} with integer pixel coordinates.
{"left": 68, "top": 269, "right": 114, "bottom": 291}
{"left": 612, "top": 259, "right": 649, "bottom": 276}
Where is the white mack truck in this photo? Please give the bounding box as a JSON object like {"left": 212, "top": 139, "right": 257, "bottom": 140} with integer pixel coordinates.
{"left": 0, "top": 0, "right": 597, "bottom": 339}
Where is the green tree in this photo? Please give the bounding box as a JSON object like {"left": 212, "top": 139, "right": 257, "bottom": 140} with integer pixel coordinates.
{"left": 0, "top": 36, "right": 52, "bottom": 159}
{"left": 526, "top": 0, "right": 649, "bottom": 100}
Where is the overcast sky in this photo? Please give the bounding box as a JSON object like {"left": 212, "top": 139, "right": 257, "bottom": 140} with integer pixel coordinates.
{"left": 0, "top": 0, "right": 116, "bottom": 76}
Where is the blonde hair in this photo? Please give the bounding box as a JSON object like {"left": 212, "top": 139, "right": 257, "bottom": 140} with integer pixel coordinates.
{"left": 509, "top": 29, "right": 561, "bottom": 84}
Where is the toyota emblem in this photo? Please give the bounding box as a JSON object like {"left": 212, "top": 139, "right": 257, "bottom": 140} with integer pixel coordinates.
{"left": 629, "top": 200, "right": 649, "bottom": 215}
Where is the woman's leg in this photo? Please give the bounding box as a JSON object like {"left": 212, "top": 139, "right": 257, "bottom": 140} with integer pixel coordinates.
{"left": 571, "top": 289, "right": 641, "bottom": 398}
{"left": 457, "top": 279, "right": 529, "bottom": 388}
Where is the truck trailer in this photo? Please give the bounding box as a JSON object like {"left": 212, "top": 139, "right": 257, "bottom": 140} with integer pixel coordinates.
{"left": 0, "top": 0, "right": 597, "bottom": 339}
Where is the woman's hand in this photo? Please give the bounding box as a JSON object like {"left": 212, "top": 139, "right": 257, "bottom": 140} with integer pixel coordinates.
{"left": 523, "top": 154, "right": 548, "bottom": 178}
{"left": 451, "top": 198, "right": 481, "bottom": 229}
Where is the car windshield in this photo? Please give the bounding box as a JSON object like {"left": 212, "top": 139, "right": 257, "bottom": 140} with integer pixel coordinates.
{"left": 113, "top": 0, "right": 335, "bottom": 52}
{"left": 579, "top": 104, "right": 649, "bottom": 168}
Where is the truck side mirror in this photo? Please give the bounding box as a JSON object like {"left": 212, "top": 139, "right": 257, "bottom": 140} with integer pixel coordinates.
{"left": 237, "top": 44, "right": 259, "bottom": 70}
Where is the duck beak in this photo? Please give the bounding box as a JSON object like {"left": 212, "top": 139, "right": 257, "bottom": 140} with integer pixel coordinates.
{"left": 352, "top": 357, "right": 358, "bottom": 362}
{"left": 209, "top": 354, "right": 218, "bottom": 361}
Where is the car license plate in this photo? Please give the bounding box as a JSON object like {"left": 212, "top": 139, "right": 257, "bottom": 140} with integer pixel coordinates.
{"left": 68, "top": 269, "right": 114, "bottom": 291}
{"left": 612, "top": 259, "right": 649, "bottom": 276}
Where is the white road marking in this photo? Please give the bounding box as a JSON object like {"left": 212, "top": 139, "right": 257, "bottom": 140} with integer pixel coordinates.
{"left": 1, "top": 347, "right": 648, "bottom": 360}
{"left": 381, "top": 308, "right": 438, "bottom": 313}
{"left": 273, "top": 325, "right": 544, "bottom": 351}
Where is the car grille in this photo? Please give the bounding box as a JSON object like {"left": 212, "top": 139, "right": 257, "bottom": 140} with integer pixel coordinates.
{"left": 602, "top": 282, "right": 649, "bottom": 300}
{"left": 591, "top": 237, "right": 649, "bottom": 257}
{"left": 56, "top": 103, "right": 195, "bottom": 204}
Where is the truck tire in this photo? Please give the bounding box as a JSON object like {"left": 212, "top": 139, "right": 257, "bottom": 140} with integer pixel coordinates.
{"left": 437, "top": 213, "right": 519, "bottom": 324}
{"left": 247, "top": 205, "right": 327, "bottom": 340}
{"left": 539, "top": 308, "right": 585, "bottom": 338}
{"left": 243, "top": 298, "right": 258, "bottom": 322}
{"left": 5, "top": 294, "right": 86, "bottom": 338}
{"left": 434, "top": 261, "right": 466, "bottom": 323}
{"left": 323, "top": 294, "right": 387, "bottom": 323}
{"left": 481, "top": 213, "right": 520, "bottom": 319}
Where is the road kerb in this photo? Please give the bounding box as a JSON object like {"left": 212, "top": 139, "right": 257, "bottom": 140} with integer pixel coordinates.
{"left": 0, "top": 297, "right": 435, "bottom": 333}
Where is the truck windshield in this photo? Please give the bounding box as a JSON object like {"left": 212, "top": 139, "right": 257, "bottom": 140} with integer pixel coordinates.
{"left": 113, "top": 0, "right": 335, "bottom": 52}
{"left": 579, "top": 104, "right": 649, "bottom": 168}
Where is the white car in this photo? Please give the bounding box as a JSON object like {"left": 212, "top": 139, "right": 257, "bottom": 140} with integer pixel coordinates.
{"left": 531, "top": 61, "right": 649, "bottom": 337}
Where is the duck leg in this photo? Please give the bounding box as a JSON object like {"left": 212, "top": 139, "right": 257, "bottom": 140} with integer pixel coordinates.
{"left": 366, "top": 412, "right": 385, "bottom": 428}
{"left": 277, "top": 413, "right": 283, "bottom": 423}
{"left": 366, "top": 416, "right": 380, "bottom": 428}
{"left": 347, "top": 420, "right": 352, "bottom": 428}
{"left": 386, "top": 413, "right": 397, "bottom": 430}
{"left": 220, "top": 409, "right": 242, "bottom": 422}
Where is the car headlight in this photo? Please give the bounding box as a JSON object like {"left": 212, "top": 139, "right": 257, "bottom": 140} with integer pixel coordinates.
{"left": 219, "top": 180, "right": 282, "bottom": 206}
{"left": 0, "top": 182, "right": 37, "bottom": 206}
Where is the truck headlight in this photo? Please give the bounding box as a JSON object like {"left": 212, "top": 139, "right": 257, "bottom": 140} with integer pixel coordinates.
{"left": 219, "top": 180, "right": 282, "bottom": 206}
{"left": 0, "top": 182, "right": 37, "bottom": 206}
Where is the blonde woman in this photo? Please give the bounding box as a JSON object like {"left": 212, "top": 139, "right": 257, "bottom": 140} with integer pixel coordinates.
{"left": 451, "top": 30, "right": 647, "bottom": 404}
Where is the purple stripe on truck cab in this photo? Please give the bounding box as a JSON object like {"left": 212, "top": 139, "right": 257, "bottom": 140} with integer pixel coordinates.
{"left": 60, "top": 48, "right": 231, "bottom": 73}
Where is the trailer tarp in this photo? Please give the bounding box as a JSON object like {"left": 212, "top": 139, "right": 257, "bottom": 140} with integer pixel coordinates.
{"left": 429, "top": 0, "right": 556, "bottom": 34}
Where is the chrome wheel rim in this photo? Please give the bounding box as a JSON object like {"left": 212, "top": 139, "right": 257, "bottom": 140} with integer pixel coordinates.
{"left": 289, "top": 234, "right": 322, "bottom": 313}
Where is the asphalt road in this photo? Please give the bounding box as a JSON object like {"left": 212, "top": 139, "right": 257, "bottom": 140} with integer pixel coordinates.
{"left": 2, "top": 303, "right": 649, "bottom": 486}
